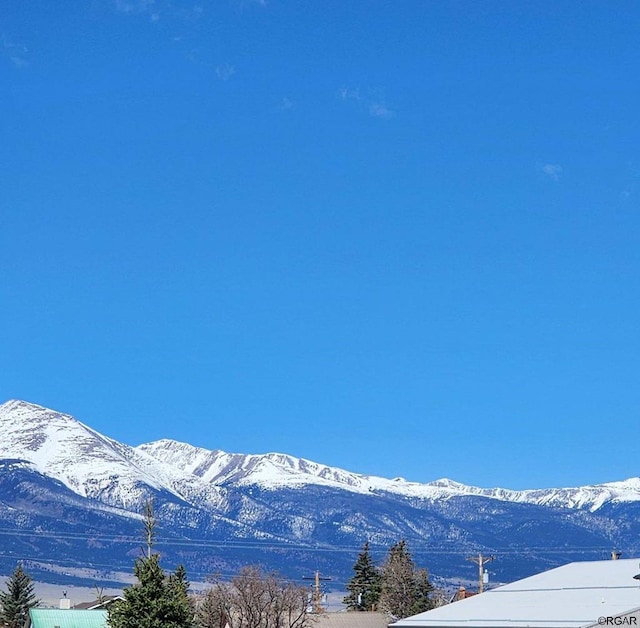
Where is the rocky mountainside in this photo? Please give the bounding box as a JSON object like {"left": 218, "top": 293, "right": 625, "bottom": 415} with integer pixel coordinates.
{"left": 1, "top": 399, "right": 639, "bottom": 589}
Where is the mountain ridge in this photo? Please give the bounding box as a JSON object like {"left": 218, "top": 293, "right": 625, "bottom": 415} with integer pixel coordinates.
{"left": 3, "top": 399, "right": 640, "bottom": 513}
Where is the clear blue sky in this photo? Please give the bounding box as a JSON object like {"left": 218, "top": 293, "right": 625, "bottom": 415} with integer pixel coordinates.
{"left": 2, "top": 1, "right": 639, "bottom": 490}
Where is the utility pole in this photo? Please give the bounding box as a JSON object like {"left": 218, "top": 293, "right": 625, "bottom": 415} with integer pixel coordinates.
{"left": 466, "top": 553, "right": 494, "bottom": 593}
{"left": 302, "top": 571, "right": 331, "bottom": 613}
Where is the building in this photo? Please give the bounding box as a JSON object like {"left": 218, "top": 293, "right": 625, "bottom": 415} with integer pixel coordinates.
{"left": 449, "top": 586, "right": 477, "bottom": 603}
{"left": 392, "top": 558, "right": 640, "bottom": 628}
{"left": 28, "top": 609, "right": 107, "bottom": 628}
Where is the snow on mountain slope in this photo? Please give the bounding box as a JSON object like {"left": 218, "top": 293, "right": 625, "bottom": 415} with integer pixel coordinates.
{"left": 136, "top": 439, "right": 640, "bottom": 512}
{"left": 421, "top": 478, "right": 640, "bottom": 511}
{"left": 137, "top": 439, "right": 373, "bottom": 489}
{"left": 496, "top": 478, "right": 640, "bottom": 511}
{"left": 138, "top": 439, "right": 474, "bottom": 496}
{"left": 3, "top": 399, "right": 640, "bottom": 514}
{"left": 0, "top": 400, "right": 193, "bottom": 509}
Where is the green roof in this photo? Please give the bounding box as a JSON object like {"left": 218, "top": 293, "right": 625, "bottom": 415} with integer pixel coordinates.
{"left": 29, "top": 609, "right": 107, "bottom": 628}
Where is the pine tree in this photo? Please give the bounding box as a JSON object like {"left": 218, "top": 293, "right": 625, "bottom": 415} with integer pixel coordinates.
{"left": 343, "top": 542, "right": 382, "bottom": 611}
{"left": 0, "top": 563, "right": 39, "bottom": 628}
{"left": 379, "top": 540, "right": 433, "bottom": 620}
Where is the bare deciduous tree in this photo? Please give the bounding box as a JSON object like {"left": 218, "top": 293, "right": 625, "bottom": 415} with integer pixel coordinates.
{"left": 197, "top": 566, "right": 314, "bottom": 628}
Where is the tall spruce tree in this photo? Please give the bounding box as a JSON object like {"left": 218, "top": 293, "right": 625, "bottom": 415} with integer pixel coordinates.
{"left": 108, "top": 554, "right": 194, "bottom": 628}
{"left": 107, "top": 500, "right": 194, "bottom": 628}
{"left": 379, "top": 540, "right": 433, "bottom": 620}
{"left": 0, "top": 563, "right": 39, "bottom": 628}
{"left": 343, "top": 542, "right": 382, "bottom": 611}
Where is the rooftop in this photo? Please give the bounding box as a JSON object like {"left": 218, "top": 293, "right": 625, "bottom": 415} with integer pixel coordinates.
{"left": 393, "top": 559, "right": 640, "bottom": 628}
{"left": 29, "top": 609, "right": 107, "bottom": 628}
{"left": 315, "top": 612, "right": 390, "bottom": 628}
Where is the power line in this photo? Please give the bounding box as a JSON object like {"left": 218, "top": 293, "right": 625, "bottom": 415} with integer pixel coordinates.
{"left": 0, "top": 528, "right": 634, "bottom": 569}
{"left": 0, "top": 527, "right": 631, "bottom": 556}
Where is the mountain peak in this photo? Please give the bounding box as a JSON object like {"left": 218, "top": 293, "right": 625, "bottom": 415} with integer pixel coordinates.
{"left": 0, "top": 400, "right": 180, "bottom": 505}
{"left": 0, "top": 398, "right": 82, "bottom": 432}
{"left": 1, "top": 398, "right": 55, "bottom": 414}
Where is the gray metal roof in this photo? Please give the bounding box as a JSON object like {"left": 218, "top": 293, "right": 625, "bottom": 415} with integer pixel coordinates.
{"left": 314, "top": 612, "right": 390, "bottom": 628}
{"left": 393, "top": 559, "right": 640, "bottom": 628}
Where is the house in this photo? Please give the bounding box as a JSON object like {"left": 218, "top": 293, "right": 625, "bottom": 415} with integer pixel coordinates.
{"left": 28, "top": 608, "right": 107, "bottom": 628}
{"left": 392, "top": 558, "right": 640, "bottom": 628}
{"left": 449, "top": 586, "right": 477, "bottom": 603}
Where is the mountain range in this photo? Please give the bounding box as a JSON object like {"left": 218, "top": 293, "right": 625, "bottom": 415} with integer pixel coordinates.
{"left": 1, "top": 399, "right": 639, "bottom": 591}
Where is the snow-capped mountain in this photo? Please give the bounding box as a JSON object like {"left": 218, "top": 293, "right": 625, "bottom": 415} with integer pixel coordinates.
{"left": 1, "top": 398, "right": 640, "bottom": 589}
{"left": 137, "top": 437, "right": 640, "bottom": 512}
{"left": 0, "top": 399, "right": 207, "bottom": 509}
{"left": 4, "top": 399, "right": 640, "bottom": 513}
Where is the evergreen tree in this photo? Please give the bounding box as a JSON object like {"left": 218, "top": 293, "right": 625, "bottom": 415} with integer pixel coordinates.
{"left": 107, "top": 500, "right": 194, "bottom": 628}
{"left": 0, "top": 563, "right": 39, "bottom": 628}
{"left": 107, "top": 554, "right": 195, "bottom": 628}
{"left": 343, "top": 542, "right": 382, "bottom": 611}
{"left": 379, "top": 540, "right": 433, "bottom": 620}
{"left": 412, "top": 568, "right": 434, "bottom": 615}
{"left": 168, "top": 565, "right": 195, "bottom": 625}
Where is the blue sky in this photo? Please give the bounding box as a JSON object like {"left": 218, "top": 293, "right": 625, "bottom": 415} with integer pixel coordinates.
{"left": 2, "top": 1, "right": 639, "bottom": 490}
